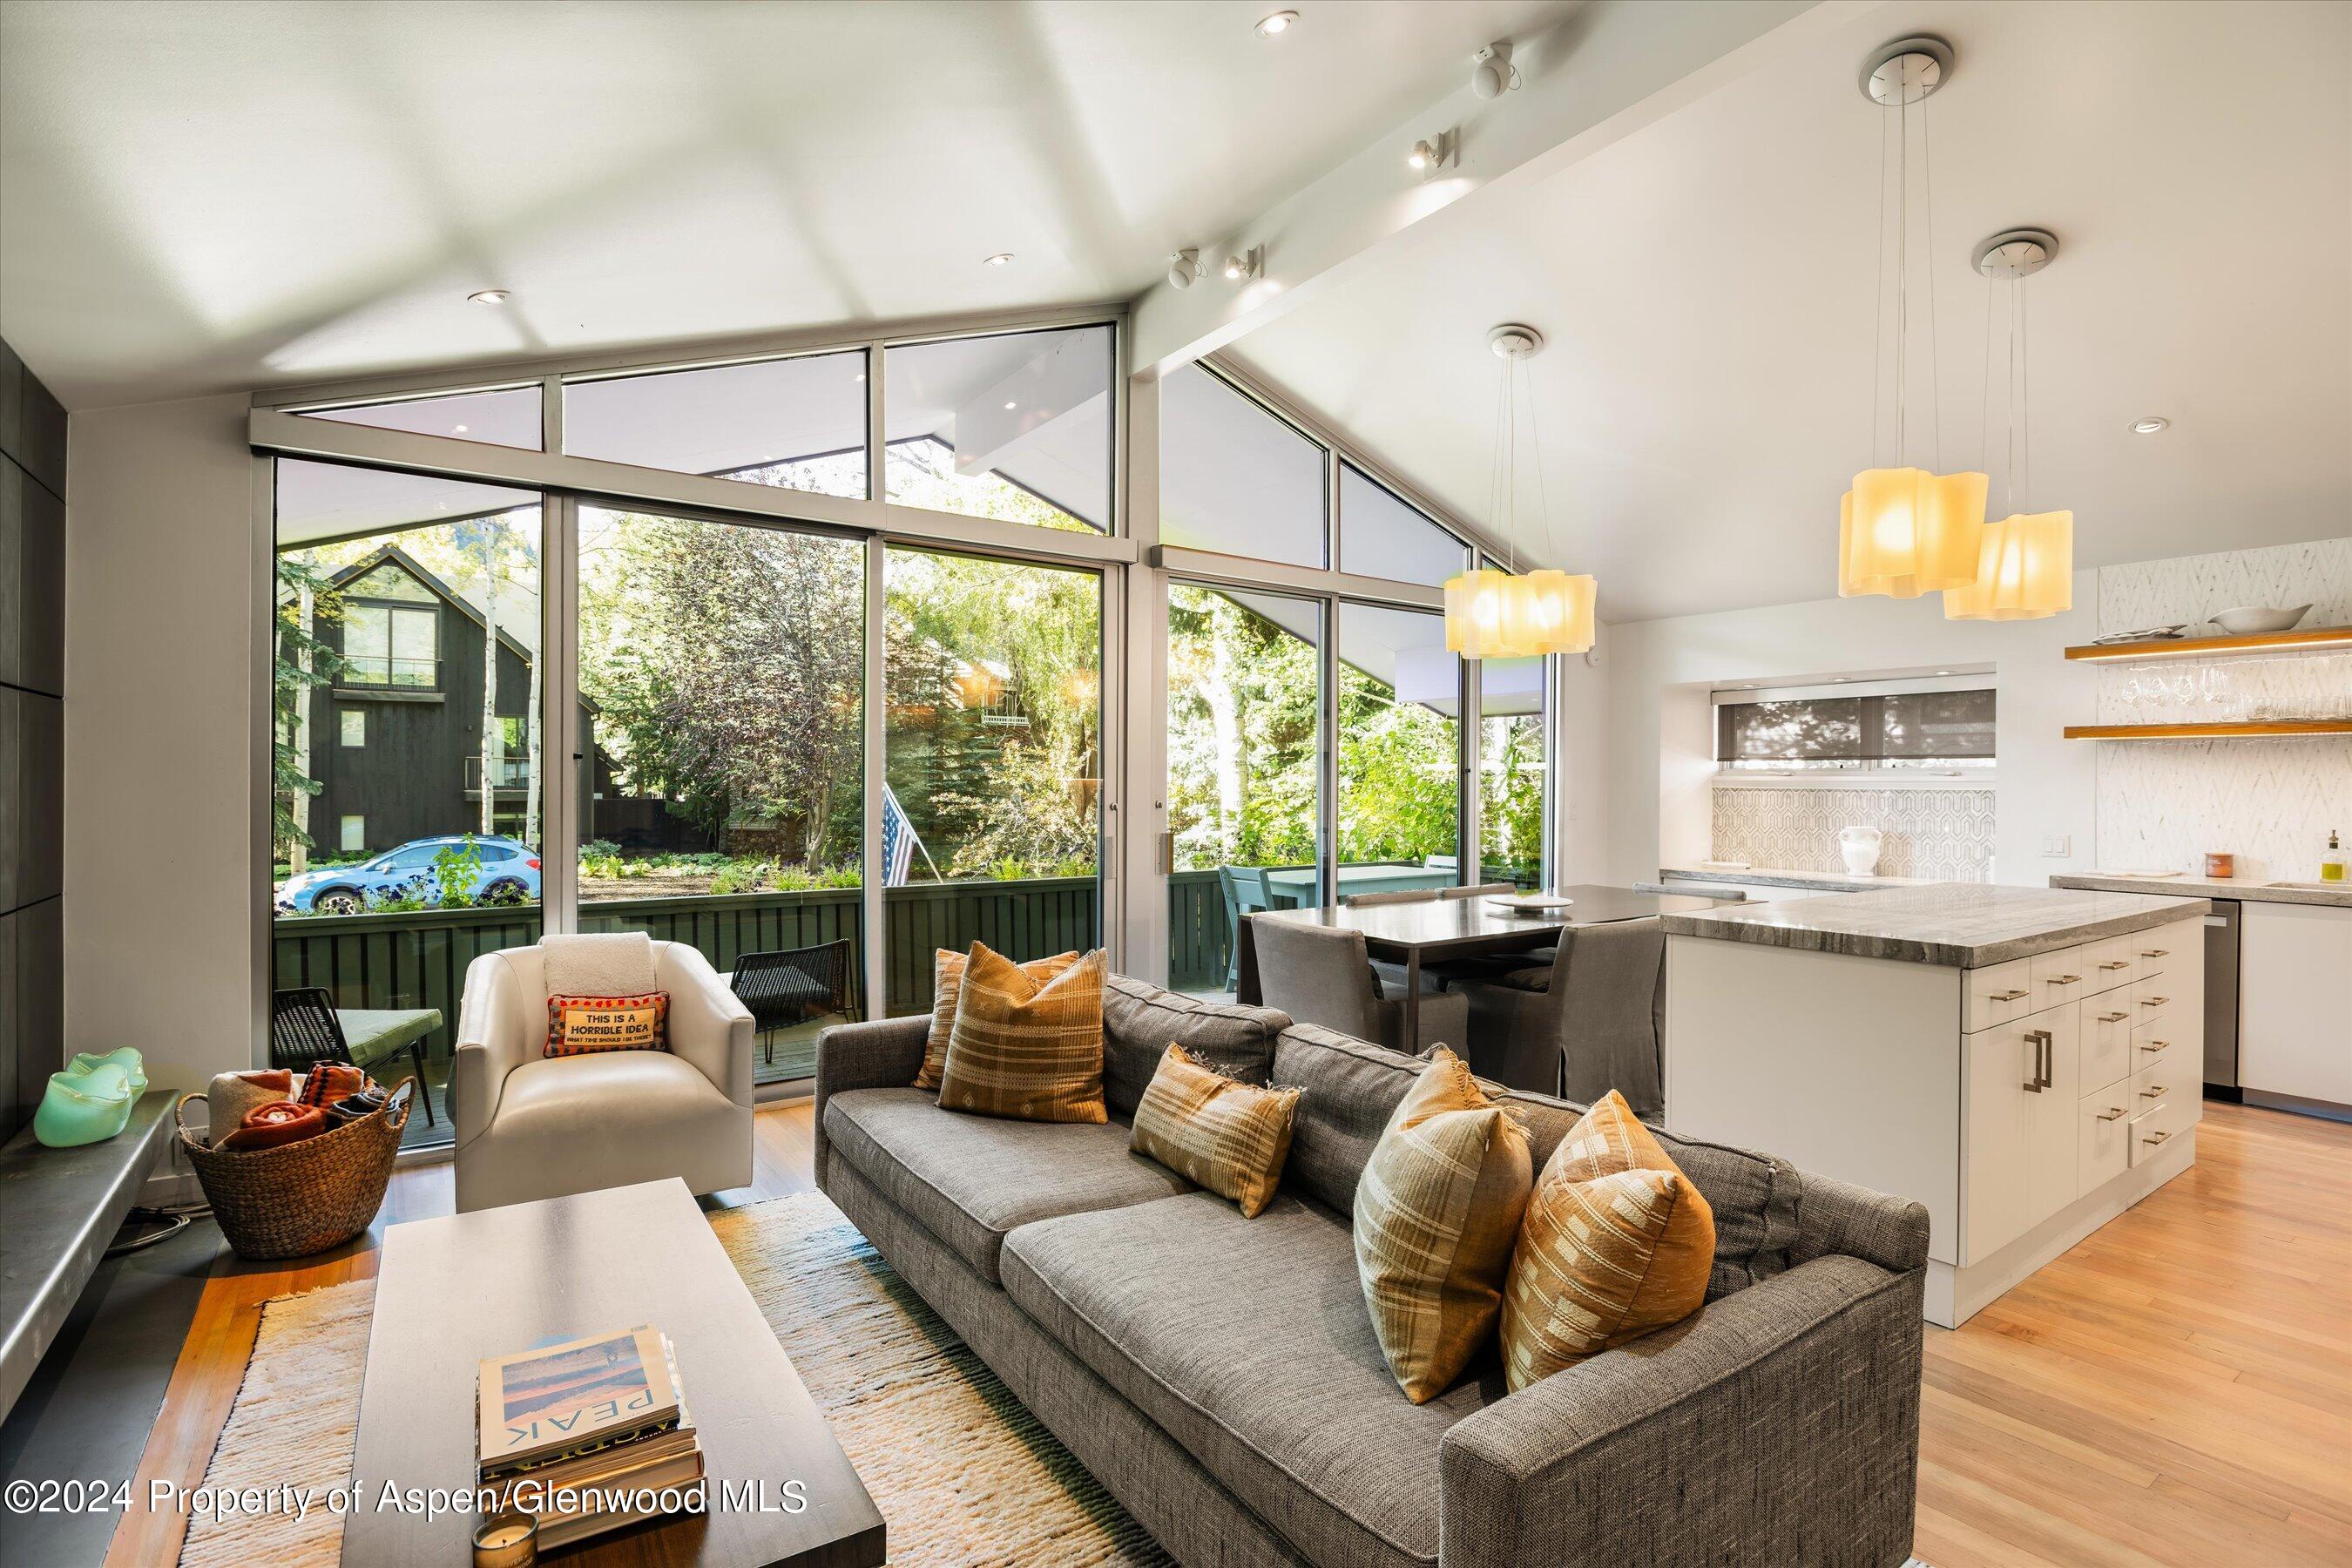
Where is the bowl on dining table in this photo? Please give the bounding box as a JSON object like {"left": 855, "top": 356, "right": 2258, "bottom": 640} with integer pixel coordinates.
{"left": 2208, "top": 605, "right": 2312, "bottom": 635}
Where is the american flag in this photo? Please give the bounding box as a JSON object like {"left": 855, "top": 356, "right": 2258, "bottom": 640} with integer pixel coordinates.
{"left": 882, "top": 784, "right": 925, "bottom": 887}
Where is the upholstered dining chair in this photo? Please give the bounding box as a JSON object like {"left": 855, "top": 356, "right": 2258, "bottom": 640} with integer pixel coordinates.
{"left": 452, "top": 931, "right": 754, "bottom": 1213}
{"left": 1452, "top": 916, "right": 1668, "bottom": 1115}
{"left": 1248, "top": 916, "right": 1470, "bottom": 1057}
{"left": 1218, "top": 865, "right": 1277, "bottom": 988}
{"left": 1440, "top": 882, "right": 1520, "bottom": 899}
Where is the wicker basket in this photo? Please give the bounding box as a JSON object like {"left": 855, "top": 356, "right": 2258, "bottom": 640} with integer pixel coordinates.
{"left": 177, "top": 1078, "right": 416, "bottom": 1260}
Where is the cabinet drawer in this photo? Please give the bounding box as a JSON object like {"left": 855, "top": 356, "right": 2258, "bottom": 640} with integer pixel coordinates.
{"left": 2031, "top": 946, "right": 2097, "bottom": 1006}
{"left": 2130, "top": 1017, "right": 2185, "bottom": 1082}
{"left": 2078, "top": 1087, "right": 2133, "bottom": 1194}
{"left": 2131, "top": 1058, "right": 2188, "bottom": 1119}
{"left": 1964, "top": 957, "right": 2035, "bottom": 1032}
{"left": 2082, "top": 999, "right": 2136, "bottom": 1093}
{"left": 2082, "top": 938, "right": 2139, "bottom": 995}
{"left": 2129, "top": 1092, "right": 2195, "bottom": 1166}
{"left": 2127, "top": 932, "right": 2180, "bottom": 977}
{"left": 2129, "top": 972, "right": 2179, "bottom": 1025}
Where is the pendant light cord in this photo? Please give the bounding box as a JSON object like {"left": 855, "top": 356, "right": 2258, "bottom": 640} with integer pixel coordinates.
{"left": 1871, "top": 102, "right": 1889, "bottom": 467}
{"left": 1895, "top": 87, "right": 1908, "bottom": 466}
{"left": 1923, "top": 95, "right": 1942, "bottom": 472}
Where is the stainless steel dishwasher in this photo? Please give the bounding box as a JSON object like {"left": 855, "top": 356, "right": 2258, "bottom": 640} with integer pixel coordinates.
{"left": 2203, "top": 900, "right": 2240, "bottom": 1098}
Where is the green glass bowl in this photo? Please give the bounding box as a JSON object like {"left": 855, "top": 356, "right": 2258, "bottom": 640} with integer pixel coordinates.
{"left": 70, "top": 1047, "right": 148, "bottom": 1097}
{"left": 34, "top": 1059, "right": 139, "bottom": 1148}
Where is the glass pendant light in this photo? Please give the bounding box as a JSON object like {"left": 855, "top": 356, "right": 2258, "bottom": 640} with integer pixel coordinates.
{"left": 1443, "top": 324, "right": 1595, "bottom": 658}
{"left": 1839, "top": 36, "right": 1988, "bottom": 599}
{"left": 1946, "top": 229, "right": 2073, "bottom": 621}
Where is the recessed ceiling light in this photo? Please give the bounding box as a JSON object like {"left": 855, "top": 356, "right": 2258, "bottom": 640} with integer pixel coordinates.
{"left": 1936, "top": 669, "right": 1953, "bottom": 675}
{"left": 983, "top": 253, "right": 1014, "bottom": 267}
{"left": 2129, "top": 416, "right": 2170, "bottom": 435}
{"left": 1255, "top": 10, "right": 1298, "bottom": 37}
{"left": 467, "top": 288, "right": 510, "bottom": 306}
{"left": 452, "top": 423, "right": 469, "bottom": 434}
{"left": 1004, "top": 401, "right": 1017, "bottom": 411}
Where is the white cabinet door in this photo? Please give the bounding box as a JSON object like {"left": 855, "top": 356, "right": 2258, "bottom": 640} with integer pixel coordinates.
{"left": 1963, "top": 1005, "right": 2079, "bottom": 1264}
{"left": 2240, "top": 902, "right": 2352, "bottom": 1105}
{"left": 2078, "top": 1089, "right": 2132, "bottom": 1194}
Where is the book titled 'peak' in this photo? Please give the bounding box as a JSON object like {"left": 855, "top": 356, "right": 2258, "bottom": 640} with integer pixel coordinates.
{"left": 478, "top": 1326, "right": 681, "bottom": 1475}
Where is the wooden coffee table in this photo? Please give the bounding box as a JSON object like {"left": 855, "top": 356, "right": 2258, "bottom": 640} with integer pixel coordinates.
{"left": 345, "top": 1179, "right": 884, "bottom": 1566}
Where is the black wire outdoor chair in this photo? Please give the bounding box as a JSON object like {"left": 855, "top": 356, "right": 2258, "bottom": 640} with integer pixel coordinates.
{"left": 268, "top": 985, "right": 437, "bottom": 1125}
{"left": 730, "top": 939, "right": 862, "bottom": 1065}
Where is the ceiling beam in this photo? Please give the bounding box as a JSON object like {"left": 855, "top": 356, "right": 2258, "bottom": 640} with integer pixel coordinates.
{"left": 1130, "top": 0, "right": 1882, "bottom": 377}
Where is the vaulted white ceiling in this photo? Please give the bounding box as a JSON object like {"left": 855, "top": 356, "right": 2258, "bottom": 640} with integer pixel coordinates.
{"left": 1226, "top": 0, "right": 2352, "bottom": 622}
{"left": 0, "top": 0, "right": 1568, "bottom": 409}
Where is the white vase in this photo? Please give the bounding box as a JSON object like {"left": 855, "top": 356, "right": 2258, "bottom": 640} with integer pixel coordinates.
{"left": 1839, "top": 825, "right": 1882, "bottom": 878}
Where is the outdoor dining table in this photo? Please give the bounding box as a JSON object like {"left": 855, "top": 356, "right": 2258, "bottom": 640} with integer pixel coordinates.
{"left": 1259, "top": 863, "right": 1459, "bottom": 909}
{"left": 1236, "top": 884, "right": 1726, "bottom": 1051}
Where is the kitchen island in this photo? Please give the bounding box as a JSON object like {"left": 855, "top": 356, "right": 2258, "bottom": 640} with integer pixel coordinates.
{"left": 1661, "top": 883, "right": 2209, "bottom": 1326}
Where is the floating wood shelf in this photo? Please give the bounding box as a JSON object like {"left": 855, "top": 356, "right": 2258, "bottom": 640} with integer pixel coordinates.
{"left": 2065, "top": 626, "right": 2352, "bottom": 661}
{"left": 2064, "top": 720, "right": 2352, "bottom": 740}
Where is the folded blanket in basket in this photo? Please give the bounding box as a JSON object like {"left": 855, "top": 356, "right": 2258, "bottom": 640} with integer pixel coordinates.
{"left": 217, "top": 1100, "right": 327, "bottom": 1152}
{"left": 297, "top": 1062, "right": 372, "bottom": 1110}
{"left": 207, "top": 1069, "right": 294, "bottom": 1137}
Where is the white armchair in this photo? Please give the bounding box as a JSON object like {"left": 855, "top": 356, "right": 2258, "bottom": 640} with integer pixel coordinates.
{"left": 452, "top": 937, "right": 755, "bottom": 1213}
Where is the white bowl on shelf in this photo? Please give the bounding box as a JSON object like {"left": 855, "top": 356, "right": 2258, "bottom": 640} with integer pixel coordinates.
{"left": 2208, "top": 605, "right": 2312, "bottom": 635}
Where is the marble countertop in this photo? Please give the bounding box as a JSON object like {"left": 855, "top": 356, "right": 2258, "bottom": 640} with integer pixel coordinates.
{"left": 1659, "top": 865, "right": 1941, "bottom": 893}
{"left": 2050, "top": 873, "right": 2351, "bottom": 909}
{"left": 1659, "top": 882, "right": 2213, "bottom": 968}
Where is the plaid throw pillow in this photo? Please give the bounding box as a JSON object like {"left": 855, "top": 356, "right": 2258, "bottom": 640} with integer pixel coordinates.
{"left": 1353, "top": 1047, "right": 1533, "bottom": 1403}
{"left": 1130, "top": 1044, "right": 1301, "bottom": 1218}
{"left": 544, "top": 992, "right": 670, "bottom": 1058}
{"left": 913, "top": 948, "right": 1080, "bottom": 1091}
{"left": 936, "top": 944, "right": 1107, "bottom": 1123}
{"left": 1499, "top": 1090, "right": 1715, "bottom": 1392}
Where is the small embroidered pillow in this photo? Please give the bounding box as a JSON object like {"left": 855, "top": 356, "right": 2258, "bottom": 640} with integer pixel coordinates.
{"left": 545, "top": 992, "right": 670, "bottom": 1058}
{"left": 1130, "top": 1043, "right": 1301, "bottom": 1218}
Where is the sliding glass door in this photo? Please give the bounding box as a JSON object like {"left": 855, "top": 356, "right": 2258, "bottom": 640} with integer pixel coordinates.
{"left": 883, "top": 547, "right": 1103, "bottom": 1016}
{"left": 572, "top": 505, "right": 865, "bottom": 1084}
{"left": 1477, "top": 656, "right": 1547, "bottom": 889}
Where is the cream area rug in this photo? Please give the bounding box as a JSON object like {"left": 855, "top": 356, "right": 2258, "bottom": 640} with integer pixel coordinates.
{"left": 181, "top": 1191, "right": 1171, "bottom": 1566}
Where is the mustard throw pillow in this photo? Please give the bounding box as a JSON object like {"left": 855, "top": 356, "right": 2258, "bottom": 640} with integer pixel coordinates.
{"left": 1498, "top": 1089, "right": 1716, "bottom": 1392}
{"left": 936, "top": 944, "right": 1109, "bottom": 1123}
{"left": 913, "top": 948, "right": 1080, "bottom": 1091}
{"left": 1130, "top": 1044, "right": 1301, "bottom": 1218}
{"left": 1353, "top": 1047, "right": 1533, "bottom": 1402}
{"left": 544, "top": 992, "right": 669, "bottom": 1058}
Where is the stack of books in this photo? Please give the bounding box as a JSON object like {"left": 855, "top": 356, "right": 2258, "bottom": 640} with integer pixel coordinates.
{"left": 477, "top": 1325, "right": 703, "bottom": 1549}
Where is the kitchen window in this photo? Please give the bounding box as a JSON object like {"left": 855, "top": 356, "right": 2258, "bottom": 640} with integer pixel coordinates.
{"left": 1715, "top": 682, "right": 1995, "bottom": 780}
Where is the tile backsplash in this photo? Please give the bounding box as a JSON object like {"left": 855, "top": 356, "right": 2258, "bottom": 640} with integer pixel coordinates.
{"left": 1711, "top": 787, "right": 1997, "bottom": 881}
{"left": 2092, "top": 537, "right": 2352, "bottom": 882}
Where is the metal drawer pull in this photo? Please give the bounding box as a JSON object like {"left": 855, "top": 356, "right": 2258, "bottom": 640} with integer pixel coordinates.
{"left": 2139, "top": 1040, "right": 2168, "bottom": 1052}
{"left": 2140, "top": 949, "right": 2167, "bottom": 958}
{"left": 2099, "top": 960, "right": 2132, "bottom": 971}
{"left": 2096, "top": 1105, "right": 2128, "bottom": 1121}
{"left": 2099, "top": 1010, "right": 2131, "bottom": 1023}
{"left": 2140, "top": 996, "right": 2170, "bottom": 1007}
{"left": 2142, "top": 1129, "right": 2172, "bottom": 1146}
{"left": 1989, "top": 988, "right": 2030, "bottom": 1002}
{"left": 2047, "top": 974, "right": 2082, "bottom": 986}
{"left": 2022, "top": 1029, "right": 2053, "bottom": 1092}
{"left": 2140, "top": 1084, "right": 2168, "bottom": 1098}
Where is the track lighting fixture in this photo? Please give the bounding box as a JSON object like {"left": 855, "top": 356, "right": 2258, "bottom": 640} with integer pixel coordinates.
{"left": 1168, "top": 248, "right": 1202, "bottom": 290}
{"left": 1408, "top": 128, "right": 1456, "bottom": 177}
{"left": 1470, "top": 42, "right": 1517, "bottom": 100}
{"left": 1223, "top": 246, "right": 1263, "bottom": 283}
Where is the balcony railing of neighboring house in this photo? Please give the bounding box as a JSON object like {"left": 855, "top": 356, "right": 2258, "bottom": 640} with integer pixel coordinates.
{"left": 463, "top": 754, "right": 533, "bottom": 794}
{"left": 335, "top": 655, "right": 442, "bottom": 690}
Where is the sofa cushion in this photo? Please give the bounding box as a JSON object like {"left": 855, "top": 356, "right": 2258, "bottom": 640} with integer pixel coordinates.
{"left": 822, "top": 1087, "right": 1189, "bottom": 1283}
{"left": 1272, "top": 1024, "right": 1800, "bottom": 1297}
{"left": 1102, "top": 973, "right": 1287, "bottom": 1117}
{"left": 1003, "top": 1190, "right": 1497, "bottom": 1568}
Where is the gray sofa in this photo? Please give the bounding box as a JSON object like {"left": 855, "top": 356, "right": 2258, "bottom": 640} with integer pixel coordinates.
{"left": 814, "top": 974, "right": 1928, "bottom": 1567}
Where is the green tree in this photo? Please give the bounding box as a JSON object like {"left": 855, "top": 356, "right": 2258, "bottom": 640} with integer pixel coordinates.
{"left": 271, "top": 557, "right": 346, "bottom": 861}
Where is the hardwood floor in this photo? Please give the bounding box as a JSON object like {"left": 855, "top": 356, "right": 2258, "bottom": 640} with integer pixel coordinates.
{"left": 112, "top": 1099, "right": 2349, "bottom": 1565}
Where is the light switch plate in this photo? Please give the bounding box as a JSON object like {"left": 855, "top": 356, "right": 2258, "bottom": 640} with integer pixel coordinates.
{"left": 2041, "top": 835, "right": 2072, "bottom": 858}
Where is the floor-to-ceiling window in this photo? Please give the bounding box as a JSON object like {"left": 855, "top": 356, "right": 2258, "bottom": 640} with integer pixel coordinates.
{"left": 1477, "top": 655, "right": 1547, "bottom": 888}
{"left": 572, "top": 505, "right": 866, "bottom": 1084}
{"left": 269, "top": 456, "right": 547, "bottom": 1148}
{"left": 883, "top": 547, "right": 1103, "bottom": 1015}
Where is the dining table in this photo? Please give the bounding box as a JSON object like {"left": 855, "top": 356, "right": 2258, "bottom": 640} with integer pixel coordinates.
{"left": 1236, "top": 884, "right": 1728, "bottom": 1050}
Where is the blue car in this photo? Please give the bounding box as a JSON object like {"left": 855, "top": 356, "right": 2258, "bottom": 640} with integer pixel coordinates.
{"left": 276, "top": 835, "right": 542, "bottom": 915}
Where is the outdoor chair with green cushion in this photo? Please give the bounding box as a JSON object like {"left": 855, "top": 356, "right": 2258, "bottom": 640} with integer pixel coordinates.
{"left": 1217, "top": 865, "right": 1276, "bottom": 989}
{"left": 268, "top": 986, "right": 438, "bottom": 1125}
{"left": 730, "top": 939, "right": 862, "bottom": 1064}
